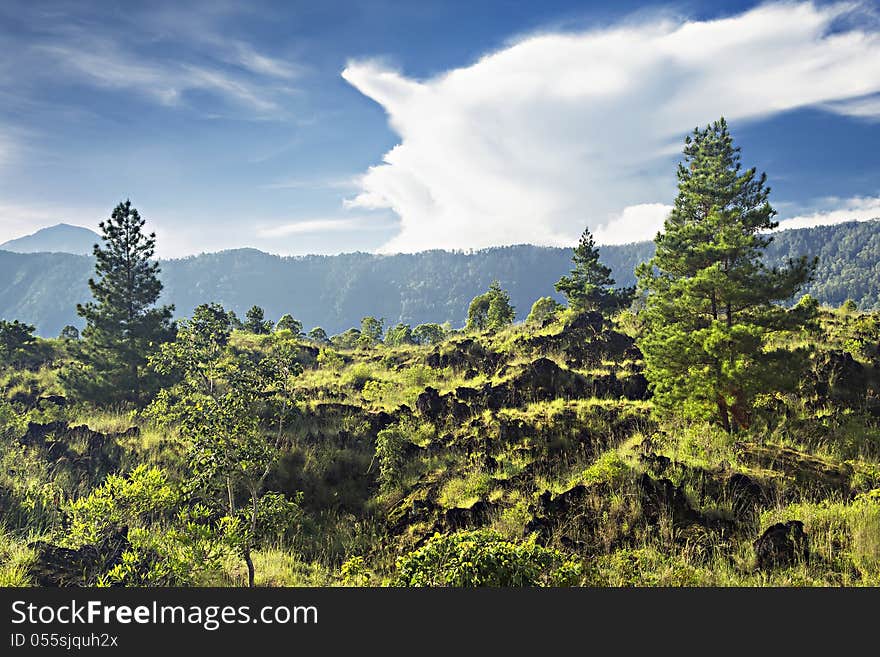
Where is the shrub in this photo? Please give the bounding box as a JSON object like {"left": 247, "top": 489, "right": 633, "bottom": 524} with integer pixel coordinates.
{"left": 317, "top": 348, "right": 344, "bottom": 370}
{"left": 375, "top": 424, "right": 411, "bottom": 492}
{"left": 395, "top": 530, "right": 582, "bottom": 586}
{"left": 344, "top": 363, "right": 375, "bottom": 390}
{"left": 67, "top": 465, "right": 178, "bottom": 544}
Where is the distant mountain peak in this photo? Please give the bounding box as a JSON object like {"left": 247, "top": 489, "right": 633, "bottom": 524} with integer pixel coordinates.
{"left": 0, "top": 223, "right": 100, "bottom": 256}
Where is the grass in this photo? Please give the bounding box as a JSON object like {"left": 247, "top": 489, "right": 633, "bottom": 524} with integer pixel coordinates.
{"left": 2, "top": 305, "right": 879, "bottom": 587}
{"left": 0, "top": 527, "right": 35, "bottom": 587}
{"left": 218, "top": 548, "right": 338, "bottom": 587}
{"left": 438, "top": 469, "right": 494, "bottom": 508}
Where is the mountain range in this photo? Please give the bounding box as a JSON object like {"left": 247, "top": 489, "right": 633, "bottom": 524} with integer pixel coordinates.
{"left": 1, "top": 220, "right": 879, "bottom": 337}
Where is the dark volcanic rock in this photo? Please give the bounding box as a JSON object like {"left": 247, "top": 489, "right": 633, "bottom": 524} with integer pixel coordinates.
{"left": 416, "top": 387, "right": 445, "bottom": 419}
{"left": 726, "top": 473, "right": 769, "bottom": 517}
{"left": 425, "top": 338, "right": 503, "bottom": 373}
{"left": 734, "top": 443, "right": 851, "bottom": 497}
{"left": 20, "top": 421, "right": 69, "bottom": 448}
{"left": 565, "top": 311, "right": 605, "bottom": 333}
{"left": 39, "top": 395, "right": 68, "bottom": 407}
{"left": 28, "top": 527, "right": 130, "bottom": 587}
{"left": 640, "top": 452, "right": 672, "bottom": 474}
{"left": 444, "top": 500, "right": 494, "bottom": 529}
{"left": 524, "top": 482, "right": 612, "bottom": 540}
{"left": 19, "top": 422, "right": 126, "bottom": 482}
{"left": 637, "top": 474, "right": 702, "bottom": 527}
{"left": 621, "top": 373, "right": 650, "bottom": 401}
{"left": 754, "top": 521, "right": 809, "bottom": 570}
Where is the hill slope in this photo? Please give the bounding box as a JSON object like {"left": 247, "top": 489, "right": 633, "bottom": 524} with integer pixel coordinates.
{"left": 1, "top": 220, "right": 878, "bottom": 336}
{"left": 0, "top": 223, "right": 100, "bottom": 256}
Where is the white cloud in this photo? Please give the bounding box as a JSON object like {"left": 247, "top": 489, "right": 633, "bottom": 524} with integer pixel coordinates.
{"left": 777, "top": 195, "right": 880, "bottom": 230}
{"left": 256, "top": 217, "right": 392, "bottom": 238}
{"left": 593, "top": 203, "right": 673, "bottom": 244}
{"left": 342, "top": 2, "right": 880, "bottom": 253}
{"left": 823, "top": 93, "right": 880, "bottom": 119}
{"left": 261, "top": 176, "right": 359, "bottom": 191}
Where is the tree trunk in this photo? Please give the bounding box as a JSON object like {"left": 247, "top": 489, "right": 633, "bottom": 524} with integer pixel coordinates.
{"left": 247, "top": 487, "right": 259, "bottom": 588}
{"left": 730, "top": 388, "right": 750, "bottom": 431}
{"left": 244, "top": 548, "right": 255, "bottom": 588}
{"left": 716, "top": 394, "right": 731, "bottom": 434}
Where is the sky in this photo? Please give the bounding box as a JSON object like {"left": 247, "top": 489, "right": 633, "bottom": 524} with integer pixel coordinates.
{"left": 0, "top": 0, "right": 878, "bottom": 257}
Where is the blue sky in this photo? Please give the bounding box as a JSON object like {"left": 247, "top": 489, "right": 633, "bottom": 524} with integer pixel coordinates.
{"left": 0, "top": 0, "right": 878, "bottom": 257}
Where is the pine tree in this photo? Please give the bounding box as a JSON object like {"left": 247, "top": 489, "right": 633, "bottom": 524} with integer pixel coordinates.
{"left": 244, "top": 306, "right": 273, "bottom": 334}
{"left": 466, "top": 281, "right": 515, "bottom": 332}
{"left": 275, "top": 313, "right": 303, "bottom": 336}
{"left": 67, "top": 200, "right": 174, "bottom": 405}
{"left": 307, "top": 327, "right": 330, "bottom": 344}
{"left": 555, "top": 226, "right": 631, "bottom": 314}
{"left": 636, "top": 118, "right": 815, "bottom": 432}
{"left": 486, "top": 281, "right": 515, "bottom": 330}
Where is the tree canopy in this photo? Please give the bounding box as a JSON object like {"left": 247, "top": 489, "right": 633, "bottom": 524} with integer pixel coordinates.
{"left": 636, "top": 118, "right": 816, "bottom": 432}
{"left": 555, "top": 226, "right": 632, "bottom": 315}
{"left": 65, "top": 200, "right": 174, "bottom": 405}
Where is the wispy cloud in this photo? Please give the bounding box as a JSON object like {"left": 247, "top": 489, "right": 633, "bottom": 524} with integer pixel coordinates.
{"left": 33, "top": 40, "right": 288, "bottom": 113}
{"left": 261, "top": 176, "right": 360, "bottom": 191}
{"left": 3, "top": 3, "right": 302, "bottom": 118}
{"left": 257, "top": 216, "right": 394, "bottom": 238}
{"left": 342, "top": 2, "right": 880, "bottom": 253}
{"left": 228, "top": 42, "right": 301, "bottom": 80}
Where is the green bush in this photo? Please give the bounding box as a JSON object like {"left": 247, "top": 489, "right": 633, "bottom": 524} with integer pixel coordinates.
{"left": 344, "top": 363, "right": 375, "bottom": 390}
{"left": 67, "top": 465, "right": 178, "bottom": 544}
{"left": 317, "top": 348, "right": 344, "bottom": 370}
{"left": 394, "top": 530, "right": 582, "bottom": 586}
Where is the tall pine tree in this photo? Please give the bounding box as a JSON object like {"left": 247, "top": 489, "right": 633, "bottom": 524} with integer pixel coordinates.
{"left": 636, "top": 118, "right": 815, "bottom": 432}
{"left": 66, "top": 200, "right": 174, "bottom": 405}
{"left": 555, "top": 226, "right": 632, "bottom": 314}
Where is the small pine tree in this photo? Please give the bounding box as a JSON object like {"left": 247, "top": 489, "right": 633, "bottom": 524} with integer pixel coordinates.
{"left": 0, "top": 319, "right": 37, "bottom": 369}
{"left": 385, "top": 323, "right": 415, "bottom": 347}
{"left": 244, "top": 306, "right": 273, "bottom": 334}
{"left": 555, "top": 226, "right": 631, "bottom": 314}
{"left": 59, "top": 325, "right": 80, "bottom": 341}
{"left": 526, "top": 297, "right": 562, "bottom": 325}
{"left": 466, "top": 281, "right": 515, "bottom": 332}
{"left": 275, "top": 314, "right": 303, "bottom": 336}
{"left": 487, "top": 282, "right": 515, "bottom": 330}
{"left": 412, "top": 323, "right": 446, "bottom": 345}
{"left": 358, "top": 316, "right": 384, "bottom": 347}
{"left": 307, "top": 327, "right": 330, "bottom": 344}
{"left": 67, "top": 200, "right": 174, "bottom": 405}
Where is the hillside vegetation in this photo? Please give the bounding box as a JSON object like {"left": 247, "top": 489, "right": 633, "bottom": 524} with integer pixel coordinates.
{"left": 2, "top": 219, "right": 879, "bottom": 338}
{"left": 2, "top": 119, "right": 878, "bottom": 588}
{"left": 1, "top": 304, "right": 879, "bottom": 586}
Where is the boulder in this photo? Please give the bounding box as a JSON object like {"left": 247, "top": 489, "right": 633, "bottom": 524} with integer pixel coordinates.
{"left": 637, "top": 474, "right": 702, "bottom": 527}
{"left": 726, "top": 473, "right": 769, "bottom": 517}
{"left": 415, "top": 387, "right": 445, "bottom": 419}
{"left": 754, "top": 521, "right": 809, "bottom": 570}
{"left": 28, "top": 527, "right": 130, "bottom": 587}
{"left": 444, "top": 500, "right": 494, "bottom": 529}
{"left": 564, "top": 311, "right": 605, "bottom": 333}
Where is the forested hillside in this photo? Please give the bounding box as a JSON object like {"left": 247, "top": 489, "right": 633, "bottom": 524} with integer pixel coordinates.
{"left": 2, "top": 123, "right": 879, "bottom": 589}
{"left": 1, "top": 220, "right": 878, "bottom": 337}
